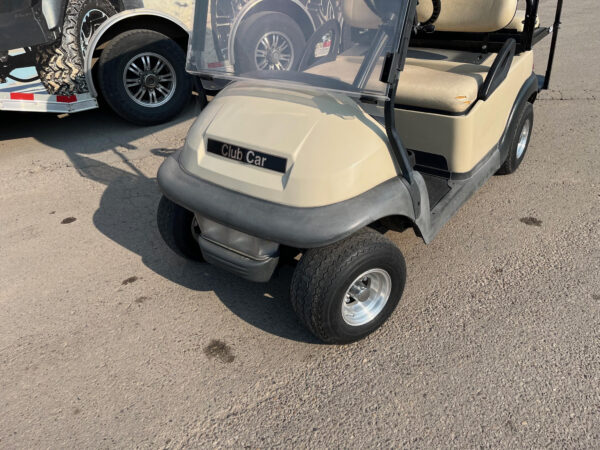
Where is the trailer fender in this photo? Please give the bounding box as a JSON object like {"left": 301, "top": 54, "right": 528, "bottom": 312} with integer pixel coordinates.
{"left": 84, "top": 8, "right": 189, "bottom": 97}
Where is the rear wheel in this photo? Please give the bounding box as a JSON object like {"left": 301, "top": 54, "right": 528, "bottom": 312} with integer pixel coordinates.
{"left": 98, "top": 29, "right": 193, "bottom": 125}
{"left": 235, "top": 12, "right": 306, "bottom": 73}
{"left": 157, "top": 196, "right": 203, "bottom": 261}
{"left": 497, "top": 102, "right": 534, "bottom": 175}
{"left": 36, "top": 0, "right": 116, "bottom": 95}
{"left": 290, "top": 228, "right": 406, "bottom": 344}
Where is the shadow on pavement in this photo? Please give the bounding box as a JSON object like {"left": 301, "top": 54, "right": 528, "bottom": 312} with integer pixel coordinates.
{"left": 1, "top": 102, "right": 318, "bottom": 344}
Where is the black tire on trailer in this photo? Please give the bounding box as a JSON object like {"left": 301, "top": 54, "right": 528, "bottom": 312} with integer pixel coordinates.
{"left": 496, "top": 102, "right": 534, "bottom": 175}
{"left": 290, "top": 228, "right": 407, "bottom": 344}
{"left": 97, "top": 29, "right": 193, "bottom": 126}
{"left": 157, "top": 196, "right": 204, "bottom": 262}
{"left": 35, "top": 0, "right": 116, "bottom": 95}
{"left": 235, "top": 12, "right": 306, "bottom": 73}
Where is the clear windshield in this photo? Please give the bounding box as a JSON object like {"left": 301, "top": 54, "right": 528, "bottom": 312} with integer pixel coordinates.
{"left": 187, "top": 0, "right": 410, "bottom": 100}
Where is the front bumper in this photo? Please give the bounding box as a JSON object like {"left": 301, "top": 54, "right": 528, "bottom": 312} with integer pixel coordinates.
{"left": 198, "top": 237, "right": 279, "bottom": 283}
{"left": 157, "top": 151, "right": 415, "bottom": 249}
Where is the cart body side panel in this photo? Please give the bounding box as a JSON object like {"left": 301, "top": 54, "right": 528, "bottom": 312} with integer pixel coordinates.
{"left": 395, "top": 50, "right": 534, "bottom": 174}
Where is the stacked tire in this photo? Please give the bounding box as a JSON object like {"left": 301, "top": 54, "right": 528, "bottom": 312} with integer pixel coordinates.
{"left": 36, "top": 0, "right": 116, "bottom": 95}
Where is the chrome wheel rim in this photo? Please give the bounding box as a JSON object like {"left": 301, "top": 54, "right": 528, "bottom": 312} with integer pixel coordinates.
{"left": 516, "top": 119, "right": 531, "bottom": 159}
{"left": 123, "top": 52, "right": 177, "bottom": 108}
{"left": 80, "top": 9, "right": 110, "bottom": 59}
{"left": 254, "top": 32, "right": 294, "bottom": 71}
{"left": 341, "top": 269, "right": 392, "bottom": 327}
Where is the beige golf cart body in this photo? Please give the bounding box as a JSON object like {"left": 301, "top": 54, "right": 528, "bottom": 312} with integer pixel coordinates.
{"left": 158, "top": 0, "right": 561, "bottom": 280}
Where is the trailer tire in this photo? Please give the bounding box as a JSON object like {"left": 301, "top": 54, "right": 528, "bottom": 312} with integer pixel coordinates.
{"left": 98, "top": 29, "right": 192, "bottom": 126}
{"left": 36, "top": 0, "right": 116, "bottom": 95}
{"left": 235, "top": 12, "right": 306, "bottom": 73}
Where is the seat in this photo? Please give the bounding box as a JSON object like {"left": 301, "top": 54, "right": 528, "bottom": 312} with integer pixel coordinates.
{"left": 306, "top": 48, "right": 494, "bottom": 114}
{"left": 397, "top": 49, "right": 495, "bottom": 113}
{"left": 307, "top": 0, "right": 518, "bottom": 113}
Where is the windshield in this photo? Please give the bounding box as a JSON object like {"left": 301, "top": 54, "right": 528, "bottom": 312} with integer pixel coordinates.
{"left": 187, "top": 0, "right": 411, "bottom": 100}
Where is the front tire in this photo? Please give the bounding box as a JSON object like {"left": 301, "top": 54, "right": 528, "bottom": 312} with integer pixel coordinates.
{"left": 157, "top": 196, "right": 203, "bottom": 262}
{"left": 291, "top": 228, "right": 406, "bottom": 344}
{"left": 98, "top": 29, "right": 193, "bottom": 126}
{"left": 36, "top": 0, "right": 116, "bottom": 95}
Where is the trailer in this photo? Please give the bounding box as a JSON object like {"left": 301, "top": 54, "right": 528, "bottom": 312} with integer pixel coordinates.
{"left": 0, "top": 1, "right": 195, "bottom": 125}
{"left": 0, "top": 0, "right": 349, "bottom": 124}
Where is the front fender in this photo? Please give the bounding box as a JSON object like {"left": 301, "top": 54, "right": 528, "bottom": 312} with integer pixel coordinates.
{"left": 84, "top": 8, "right": 189, "bottom": 97}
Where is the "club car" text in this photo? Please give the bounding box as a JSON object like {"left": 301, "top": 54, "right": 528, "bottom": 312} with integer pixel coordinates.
{"left": 221, "top": 143, "right": 267, "bottom": 168}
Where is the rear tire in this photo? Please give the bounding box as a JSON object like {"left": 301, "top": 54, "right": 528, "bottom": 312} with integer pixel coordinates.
{"left": 98, "top": 29, "right": 193, "bottom": 126}
{"left": 36, "top": 0, "right": 116, "bottom": 95}
{"left": 290, "top": 228, "right": 406, "bottom": 344}
{"left": 497, "top": 102, "right": 534, "bottom": 175}
{"left": 157, "top": 196, "right": 204, "bottom": 262}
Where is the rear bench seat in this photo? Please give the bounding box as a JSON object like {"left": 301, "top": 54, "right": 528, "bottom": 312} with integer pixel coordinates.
{"left": 306, "top": 47, "right": 496, "bottom": 114}
{"left": 313, "top": 0, "right": 522, "bottom": 114}
{"left": 398, "top": 49, "right": 495, "bottom": 113}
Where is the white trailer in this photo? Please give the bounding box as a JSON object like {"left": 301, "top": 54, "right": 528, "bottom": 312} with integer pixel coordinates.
{"left": 0, "top": 2, "right": 196, "bottom": 125}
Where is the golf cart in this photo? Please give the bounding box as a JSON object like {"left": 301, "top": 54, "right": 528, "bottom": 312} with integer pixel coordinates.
{"left": 157, "top": 0, "right": 563, "bottom": 343}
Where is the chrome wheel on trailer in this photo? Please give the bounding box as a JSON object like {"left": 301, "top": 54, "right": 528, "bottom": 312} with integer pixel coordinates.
{"left": 234, "top": 12, "right": 306, "bottom": 73}
{"left": 123, "top": 52, "right": 177, "bottom": 108}
{"left": 98, "top": 30, "right": 193, "bottom": 125}
{"left": 254, "top": 32, "right": 295, "bottom": 71}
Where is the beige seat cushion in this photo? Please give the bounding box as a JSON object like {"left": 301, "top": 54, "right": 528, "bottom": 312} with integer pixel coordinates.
{"left": 397, "top": 56, "right": 492, "bottom": 113}
{"left": 504, "top": 10, "right": 540, "bottom": 31}
{"left": 305, "top": 48, "right": 494, "bottom": 114}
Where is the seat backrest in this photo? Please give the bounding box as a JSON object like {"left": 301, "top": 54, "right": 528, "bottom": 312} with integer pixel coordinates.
{"left": 417, "top": 0, "right": 518, "bottom": 33}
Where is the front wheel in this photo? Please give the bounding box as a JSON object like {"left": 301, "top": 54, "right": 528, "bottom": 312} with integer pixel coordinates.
{"left": 98, "top": 29, "right": 193, "bottom": 126}
{"left": 157, "top": 196, "right": 204, "bottom": 262}
{"left": 290, "top": 228, "right": 406, "bottom": 344}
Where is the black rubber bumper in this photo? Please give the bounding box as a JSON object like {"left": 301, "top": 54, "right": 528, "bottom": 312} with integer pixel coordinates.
{"left": 157, "top": 151, "right": 414, "bottom": 249}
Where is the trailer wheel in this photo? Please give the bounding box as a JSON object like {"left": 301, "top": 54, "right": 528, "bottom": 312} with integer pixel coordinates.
{"left": 235, "top": 12, "right": 306, "bottom": 73}
{"left": 291, "top": 228, "right": 406, "bottom": 344}
{"left": 98, "top": 29, "right": 192, "bottom": 125}
{"left": 36, "top": 0, "right": 116, "bottom": 95}
{"left": 157, "top": 196, "right": 204, "bottom": 262}
{"left": 497, "top": 102, "right": 534, "bottom": 175}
